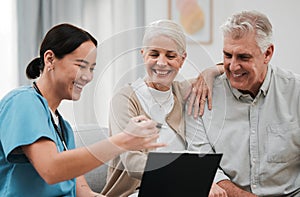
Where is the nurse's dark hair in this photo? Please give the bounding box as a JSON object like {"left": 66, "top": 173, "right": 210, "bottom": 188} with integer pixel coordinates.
{"left": 26, "top": 23, "right": 97, "bottom": 79}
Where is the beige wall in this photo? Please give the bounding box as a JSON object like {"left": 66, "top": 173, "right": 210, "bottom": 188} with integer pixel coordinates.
{"left": 145, "top": 0, "right": 300, "bottom": 74}
{"left": 2, "top": 0, "right": 299, "bottom": 127}
{"left": 0, "top": 1, "right": 17, "bottom": 98}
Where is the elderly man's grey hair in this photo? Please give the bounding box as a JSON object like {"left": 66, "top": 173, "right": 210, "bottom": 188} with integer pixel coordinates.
{"left": 221, "top": 10, "right": 273, "bottom": 53}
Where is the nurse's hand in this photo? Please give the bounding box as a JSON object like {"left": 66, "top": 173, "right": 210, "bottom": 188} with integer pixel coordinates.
{"left": 120, "top": 115, "right": 166, "bottom": 151}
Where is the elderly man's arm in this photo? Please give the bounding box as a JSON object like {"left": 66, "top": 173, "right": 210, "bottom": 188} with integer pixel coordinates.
{"left": 218, "top": 180, "right": 258, "bottom": 197}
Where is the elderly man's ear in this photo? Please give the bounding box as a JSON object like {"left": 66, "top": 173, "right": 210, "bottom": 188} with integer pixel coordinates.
{"left": 264, "top": 45, "right": 274, "bottom": 64}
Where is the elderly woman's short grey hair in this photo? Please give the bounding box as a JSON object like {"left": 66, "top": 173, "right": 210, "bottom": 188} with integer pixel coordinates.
{"left": 220, "top": 10, "right": 273, "bottom": 53}
{"left": 142, "top": 19, "right": 186, "bottom": 55}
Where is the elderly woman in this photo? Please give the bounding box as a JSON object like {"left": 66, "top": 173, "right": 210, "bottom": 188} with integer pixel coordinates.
{"left": 101, "top": 20, "right": 226, "bottom": 197}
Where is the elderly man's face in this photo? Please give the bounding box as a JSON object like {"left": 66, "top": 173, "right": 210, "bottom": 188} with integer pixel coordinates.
{"left": 222, "top": 32, "right": 273, "bottom": 97}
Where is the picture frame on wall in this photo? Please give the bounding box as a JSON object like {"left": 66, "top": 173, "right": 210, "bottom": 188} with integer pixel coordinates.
{"left": 168, "top": 0, "right": 213, "bottom": 44}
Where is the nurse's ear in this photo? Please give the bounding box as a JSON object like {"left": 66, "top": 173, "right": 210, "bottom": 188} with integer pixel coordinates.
{"left": 44, "top": 50, "right": 55, "bottom": 71}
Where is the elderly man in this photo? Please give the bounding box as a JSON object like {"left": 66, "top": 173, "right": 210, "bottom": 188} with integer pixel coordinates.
{"left": 187, "top": 10, "right": 300, "bottom": 197}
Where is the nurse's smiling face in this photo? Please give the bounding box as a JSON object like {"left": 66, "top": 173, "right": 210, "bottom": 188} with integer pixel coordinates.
{"left": 142, "top": 35, "right": 186, "bottom": 91}
{"left": 50, "top": 40, "right": 97, "bottom": 101}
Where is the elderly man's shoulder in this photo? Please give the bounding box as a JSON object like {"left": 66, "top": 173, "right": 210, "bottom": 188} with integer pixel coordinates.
{"left": 272, "top": 65, "right": 300, "bottom": 82}
{"left": 271, "top": 65, "right": 300, "bottom": 98}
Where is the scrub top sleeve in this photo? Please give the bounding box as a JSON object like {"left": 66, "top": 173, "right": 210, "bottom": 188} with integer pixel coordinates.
{"left": 0, "top": 91, "right": 56, "bottom": 163}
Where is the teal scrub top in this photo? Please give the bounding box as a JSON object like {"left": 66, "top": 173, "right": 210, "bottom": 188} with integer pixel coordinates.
{"left": 0, "top": 86, "right": 76, "bottom": 196}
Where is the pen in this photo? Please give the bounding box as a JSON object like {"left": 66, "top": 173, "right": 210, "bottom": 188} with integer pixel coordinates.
{"left": 137, "top": 120, "right": 167, "bottom": 129}
{"left": 156, "top": 123, "right": 167, "bottom": 129}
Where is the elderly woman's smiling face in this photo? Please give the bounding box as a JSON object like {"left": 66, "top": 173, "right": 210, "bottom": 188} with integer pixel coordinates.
{"left": 142, "top": 35, "right": 186, "bottom": 91}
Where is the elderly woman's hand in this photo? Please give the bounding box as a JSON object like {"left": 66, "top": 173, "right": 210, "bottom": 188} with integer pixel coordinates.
{"left": 184, "top": 64, "right": 224, "bottom": 118}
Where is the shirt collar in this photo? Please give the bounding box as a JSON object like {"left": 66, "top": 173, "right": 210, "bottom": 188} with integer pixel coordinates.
{"left": 226, "top": 65, "right": 272, "bottom": 100}
{"left": 260, "top": 64, "right": 272, "bottom": 96}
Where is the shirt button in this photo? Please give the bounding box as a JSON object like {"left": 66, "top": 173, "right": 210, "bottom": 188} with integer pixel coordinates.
{"left": 252, "top": 130, "right": 255, "bottom": 133}
{"left": 252, "top": 184, "right": 257, "bottom": 188}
